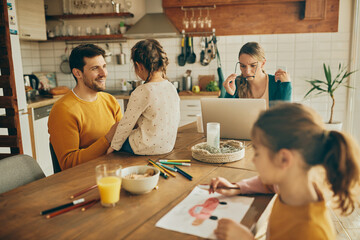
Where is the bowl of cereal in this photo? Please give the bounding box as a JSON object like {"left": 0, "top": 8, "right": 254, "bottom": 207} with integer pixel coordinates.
{"left": 121, "top": 165, "right": 160, "bottom": 194}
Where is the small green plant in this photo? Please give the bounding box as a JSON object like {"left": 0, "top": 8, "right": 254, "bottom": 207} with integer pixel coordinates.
{"left": 304, "top": 63, "right": 357, "bottom": 123}
{"left": 206, "top": 81, "right": 220, "bottom": 92}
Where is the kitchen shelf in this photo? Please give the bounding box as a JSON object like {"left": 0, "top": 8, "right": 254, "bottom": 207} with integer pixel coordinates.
{"left": 46, "top": 12, "right": 134, "bottom": 21}
{"left": 47, "top": 34, "right": 125, "bottom": 41}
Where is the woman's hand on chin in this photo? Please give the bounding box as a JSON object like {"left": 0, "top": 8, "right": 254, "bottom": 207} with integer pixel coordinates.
{"left": 223, "top": 74, "right": 237, "bottom": 95}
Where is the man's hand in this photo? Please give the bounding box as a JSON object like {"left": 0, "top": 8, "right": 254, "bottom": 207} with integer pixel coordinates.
{"left": 105, "top": 122, "right": 119, "bottom": 143}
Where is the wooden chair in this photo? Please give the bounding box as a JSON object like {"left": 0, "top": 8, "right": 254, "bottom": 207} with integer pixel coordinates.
{"left": 50, "top": 143, "right": 62, "bottom": 173}
{"left": 0, "top": 154, "right": 45, "bottom": 194}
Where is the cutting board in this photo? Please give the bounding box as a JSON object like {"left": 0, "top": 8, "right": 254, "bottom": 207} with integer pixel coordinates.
{"left": 198, "top": 75, "right": 215, "bottom": 91}
{"left": 178, "top": 91, "right": 220, "bottom": 96}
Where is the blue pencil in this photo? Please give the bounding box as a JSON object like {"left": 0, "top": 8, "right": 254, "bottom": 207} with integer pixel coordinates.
{"left": 159, "top": 163, "right": 177, "bottom": 172}
{"left": 174, "top": 166, "right": 193, "bottom": 181}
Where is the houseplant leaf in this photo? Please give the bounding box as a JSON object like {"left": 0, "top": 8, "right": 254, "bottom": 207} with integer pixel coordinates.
{"left": 304, "top": 63, "right": 357, "bottom": 124}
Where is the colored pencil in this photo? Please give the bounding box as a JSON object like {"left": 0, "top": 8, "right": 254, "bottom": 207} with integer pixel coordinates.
{"left": 159, "top": 162, "right": 191, "bottom": 166}
{"left": 70, "top": 184, "right": 97, "bottom": 199}
{"left": 197, "top": 184, "right": 240, "bottom": 191}
{"left": 46, "top": 199, "right": 96, "bottom": 219}
{"left": 159, "top": 163, "right": 177, "bottom": 172}
{"left": 81, "top": 199, "right": 100, "bottom": 211}
{"left": 153, "top": 162, "right": 176, "bottom": 177}
{"left": 159, "top": 160, "right": 191, "bottom": 163}
{"left": 174, "top": 166, "right": 193, "bottom": 181}
{"left": 148, "top": 160, "right": 168, "bottom": 179}
{"left": 40, "top": 198, "right": 85, "bottom": 215}
{"left": 160, "top": 172, "right": 168, "bottom": 179}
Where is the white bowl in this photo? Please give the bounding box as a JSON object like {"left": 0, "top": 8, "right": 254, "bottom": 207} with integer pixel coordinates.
{"left": 121, "top": 165, "right": 160, "bottom": 194}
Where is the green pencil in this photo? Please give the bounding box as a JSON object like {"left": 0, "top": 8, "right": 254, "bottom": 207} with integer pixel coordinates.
{"left": 158, "top": 162, "right": 191, "bottom": 166}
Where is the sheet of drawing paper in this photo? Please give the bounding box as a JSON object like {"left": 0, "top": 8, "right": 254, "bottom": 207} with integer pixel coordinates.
{"left": 156, "top": 186, "right": 254, "bottom": 239}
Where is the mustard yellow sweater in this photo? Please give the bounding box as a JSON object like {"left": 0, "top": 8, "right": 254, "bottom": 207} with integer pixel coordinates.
{"left": 237, "top": 176, "right": 335, "bottom": 239}
{"left": 48, "top": 91, "right": 122, "bottom": 170}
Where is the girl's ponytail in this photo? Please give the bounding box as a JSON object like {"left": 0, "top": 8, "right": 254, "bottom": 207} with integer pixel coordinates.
{"left": 322, "top": 131, "right": 360, "bottom": 214}
{"left": 253, "top": 103, "right": 360, "bottom": 215}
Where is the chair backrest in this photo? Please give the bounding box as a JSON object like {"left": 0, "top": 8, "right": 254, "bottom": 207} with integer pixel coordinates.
{"left": 50, "top": 143, "right": 62, "bottom": 174}
{"left": 0, "top": 154, "right": 45, "bottom": 194}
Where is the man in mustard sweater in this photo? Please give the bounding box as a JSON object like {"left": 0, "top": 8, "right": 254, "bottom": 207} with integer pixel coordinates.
{"left": 48, "top": 44, "right": 122, "bottom": 170}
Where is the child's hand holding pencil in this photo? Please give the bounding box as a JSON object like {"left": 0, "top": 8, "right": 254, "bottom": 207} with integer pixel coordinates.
{"left": 207, "top": 177, "right": 241, "bottom": 196}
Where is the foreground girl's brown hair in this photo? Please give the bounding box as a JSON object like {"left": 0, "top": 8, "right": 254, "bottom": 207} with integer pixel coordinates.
{"left": 253, "top": 102, "right": 360, "bottom": 214}
{"left": 131, "top": 39, "right": 169, "bottom": 82}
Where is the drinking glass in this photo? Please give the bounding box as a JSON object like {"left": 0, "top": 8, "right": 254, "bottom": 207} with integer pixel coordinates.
{"left": 124, "top": 0, "right": 132, "bottom": 11}
{"left": 197, "top": 9, "right": 204, "bottom": 28}
{"left": 276, "top": 65, "right": 287, "bottom": 82}
{"left": 89, "top": 0, "right": 96, "bottom": 13}
{"left": 95, "top": 163, "right": 122, "bottom": 207}
{"left": 182, "top": 9, "right": 189, "bottom": 29}
{"left": 207, "top": 122, "right": 220, "bottom": 149}
{"left": 205, "top": 8, "right": 212, "bottom": 28}
{"left": 190, "top": 9, "right": 196, "bottom": 29}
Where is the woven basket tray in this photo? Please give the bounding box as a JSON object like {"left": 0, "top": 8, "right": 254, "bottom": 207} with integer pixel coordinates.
{"left": 191, "top": 140, "right": 245, "bottom": 163}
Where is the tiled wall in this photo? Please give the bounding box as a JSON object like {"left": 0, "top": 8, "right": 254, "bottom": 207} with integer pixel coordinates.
{"left": 19, "top": 1, "right": 353, "bottom": 127}
{"left": 20, "top": 31, "right": 351, "bottom": 125}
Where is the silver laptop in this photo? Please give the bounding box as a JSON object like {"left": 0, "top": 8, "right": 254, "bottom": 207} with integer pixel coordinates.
{"left": 201, "top": 98, "right": 266, "bottom": 140}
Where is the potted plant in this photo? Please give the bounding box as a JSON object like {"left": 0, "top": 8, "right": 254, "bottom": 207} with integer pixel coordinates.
{"left": 304, "top": 63, "right": 357, "bottom": 130}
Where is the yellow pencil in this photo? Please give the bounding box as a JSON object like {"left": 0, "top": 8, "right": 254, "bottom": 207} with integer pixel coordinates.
{"left": 149, "top": 159, "right": 176, "bottom": 177}
{"left": 148, "top": 160, "right": 167, "bottom": 176}
{"left": 159, "top": 160, "right": 191, "bottom": 163}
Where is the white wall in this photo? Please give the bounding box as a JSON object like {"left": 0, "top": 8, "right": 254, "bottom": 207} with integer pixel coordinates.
{"left": 20, "top": 0, "right": 354, "bottom": 129}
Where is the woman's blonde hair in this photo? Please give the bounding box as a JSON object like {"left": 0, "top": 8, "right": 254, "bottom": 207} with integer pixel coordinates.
{"left": 131, "top": 39, "right": 169, "bottom": 82}
{"left": 252, "top": 103, "right": 360, "bottom": 215}
{"left": 237, "top": 42, "right": 266, "bottom": 98}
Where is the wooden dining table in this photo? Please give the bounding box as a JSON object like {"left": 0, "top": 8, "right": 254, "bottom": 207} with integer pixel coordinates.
{"left": 0, "top": 122, "right": 273, "bottom": 240}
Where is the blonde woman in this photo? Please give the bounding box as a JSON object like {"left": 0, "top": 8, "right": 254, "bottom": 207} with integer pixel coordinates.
{"left": 223, "top": 42, "right": 292, "bottom": 107}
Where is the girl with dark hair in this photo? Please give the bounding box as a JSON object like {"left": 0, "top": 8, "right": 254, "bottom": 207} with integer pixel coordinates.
{"left": 108, "top": 39, "right": 180, "bottom": 155}
{"left": 223, "top": 42, "right": 292, "bottom": 107}
{"left": 209, "top": 103, "right": 360, "bottom": 240}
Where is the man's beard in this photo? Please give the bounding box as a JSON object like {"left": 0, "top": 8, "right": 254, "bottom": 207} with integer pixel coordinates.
{"left": 83, "top": 76, "right": 106, "bottom": 92}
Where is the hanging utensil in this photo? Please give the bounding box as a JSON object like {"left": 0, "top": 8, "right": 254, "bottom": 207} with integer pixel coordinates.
{"left": 116, "top": 43, "right": 126, "bottom": 65}
{"left": 210, "top": 36, "right": 216, "bottom": 59}
{"left": 201, "top": 37, "right": 210, "bottom": 66}
{"left": 105, "top": 43, "right": 112, "bottom": 63}
{"left": 213, "top": 33, "right": 226, "bottom": 98}
{"left": 178, "top": 35, "right": 186, "bottom": 66}
{"left": 200, "top": 37, "right": 206, "bottom": 65}
{"left": 60, "top": 47, "right": 71, "bottom": 74}
{"left": 187, "top": 36, "right": 196, "bottom": 64}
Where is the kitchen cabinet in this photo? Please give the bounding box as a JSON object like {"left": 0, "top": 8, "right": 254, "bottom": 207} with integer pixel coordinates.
{"left": 28, "top": 104, "right": 53, "bottom": 176}
{"left": 163, "top": 0, "right": 339, "bottom": 36}
{"left": 180, "top": 99, "right": 201, "bottom": 127}
{"left": 16, "top": 0, "right": 47, "bottom": 40}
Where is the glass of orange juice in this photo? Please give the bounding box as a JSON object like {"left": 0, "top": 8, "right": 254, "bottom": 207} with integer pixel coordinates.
{"left": 95, "top": 163, "right": 122, "bottom": 207}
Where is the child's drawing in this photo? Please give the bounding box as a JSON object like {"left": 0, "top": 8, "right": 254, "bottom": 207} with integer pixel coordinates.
{"left": 156, "top": 186, "right": 254, "bottom": 239}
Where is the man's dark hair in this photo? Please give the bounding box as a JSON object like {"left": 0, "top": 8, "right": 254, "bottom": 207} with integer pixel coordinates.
{"left": 69, "top": 44, "right": 105, "bottom": 82}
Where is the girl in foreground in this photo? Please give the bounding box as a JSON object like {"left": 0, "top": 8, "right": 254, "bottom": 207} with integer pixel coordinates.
{"left": 209, "top": 103, "right": 360, "bottom": 240}
{"left": 108, "top": 39, "right": 180, "bottom": 155}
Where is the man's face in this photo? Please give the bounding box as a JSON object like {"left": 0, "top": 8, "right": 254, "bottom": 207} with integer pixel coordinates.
{"left": 80, "top": 55, "right": 107, "bottom": 92}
